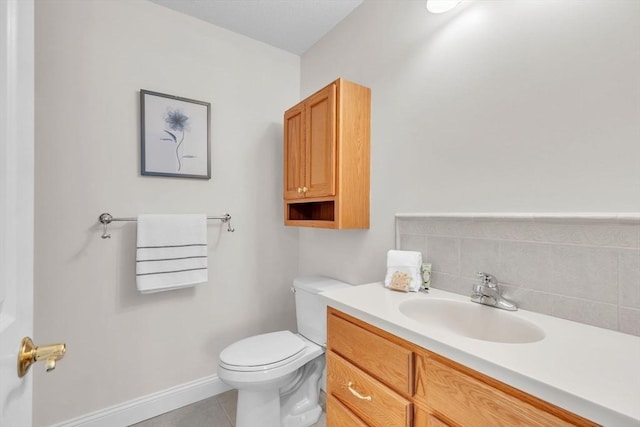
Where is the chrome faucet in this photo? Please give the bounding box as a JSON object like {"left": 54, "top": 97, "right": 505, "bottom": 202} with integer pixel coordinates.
{"left": 471, "top": 273, "right": 517, "bottom": 311}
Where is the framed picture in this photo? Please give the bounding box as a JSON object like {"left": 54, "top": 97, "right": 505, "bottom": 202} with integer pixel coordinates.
{"left": 140, "top": 90, "right": 211, "bottom": 179}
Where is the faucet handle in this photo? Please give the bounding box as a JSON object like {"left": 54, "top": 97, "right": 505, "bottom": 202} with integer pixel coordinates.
{"left": 477, "top": 272, "right": 497, "bottom": 286}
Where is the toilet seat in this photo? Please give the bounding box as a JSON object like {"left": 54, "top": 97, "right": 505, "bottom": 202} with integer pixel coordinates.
{"left": 219, "top": 331, "right": 307, "bottom": 372}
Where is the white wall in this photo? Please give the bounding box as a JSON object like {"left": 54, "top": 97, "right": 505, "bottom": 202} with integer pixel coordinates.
{"left": 32, "top": 0, "right": 640, "bottom": 423}
{"left": 34, "top": 0, "right": 299, "bottom": 424}
{"left": 299, "top": 0, "right": 640, "bottom": 284}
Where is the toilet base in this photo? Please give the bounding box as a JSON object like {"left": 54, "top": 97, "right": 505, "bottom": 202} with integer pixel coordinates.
{"left": 234, "top": 382, "right": 322, "bottom": 427}
{"left": 236, "top": 388, "right": 282, "bottom": 427}
{"left": 231, "top": 354, "right": 325, "bottom": 427}
{"left": 282, "top": 404, "right": 322, "bottom": 427}
{"left": 280, "top": 355, "right": 324, "bottom": 427}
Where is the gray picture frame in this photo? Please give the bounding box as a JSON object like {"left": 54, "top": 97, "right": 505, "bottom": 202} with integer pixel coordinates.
{"left": 140, "top": 90, "right": 211, "bottom": 179}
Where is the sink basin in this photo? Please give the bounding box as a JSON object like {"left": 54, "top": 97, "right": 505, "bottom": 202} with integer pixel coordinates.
{"left": 398, "top": 298, "right": 545, "bottom": 344}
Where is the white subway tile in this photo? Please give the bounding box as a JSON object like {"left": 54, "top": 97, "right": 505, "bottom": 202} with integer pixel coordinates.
{"left": 398, "top": 234, "right": 426, "bottom": 254}
{"left": 619, "top": 250, "right": 640, "bottom": 309}
{"left": 431, "top": 272, "right": 469, "bottom": 296}
{"left": 425, "top": 236, "right": 460, "bottom": 275}
{"left": 460, "top": 239, "right": 501, "bottom": 280}
{"left": 499, "top": 242, "right": 556, "bottom": 292}
{"left": 499, "top": 284, "right": 554, "bottom": 316}
{"left": 396, "top": 215, "right": 638, "bottom": 335}
{"left": 549, "top": 246, "right": 618, "bottom": 304}
{"left": 619, "top": 307, "right": 640, "bottom": 336}
{"left": 552, "top": 296, "right": 618, "bottom": 331}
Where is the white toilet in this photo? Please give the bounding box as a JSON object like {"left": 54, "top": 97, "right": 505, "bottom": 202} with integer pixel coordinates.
{"left": 217, "top": 276, "right": 350, "bottom": 427}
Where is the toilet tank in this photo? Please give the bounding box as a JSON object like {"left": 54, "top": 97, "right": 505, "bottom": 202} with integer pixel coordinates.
{"left": 294, "top": 276, "right": 350, "bottom": 346}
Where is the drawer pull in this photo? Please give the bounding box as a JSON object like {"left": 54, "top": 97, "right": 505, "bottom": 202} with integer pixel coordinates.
{"left": 347, "top": 381, "right": 372, "bottom": 401}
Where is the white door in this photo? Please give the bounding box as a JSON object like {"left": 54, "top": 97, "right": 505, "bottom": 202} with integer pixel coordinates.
{"left": 0, "top": 0, "right": 35, "bottom": 425}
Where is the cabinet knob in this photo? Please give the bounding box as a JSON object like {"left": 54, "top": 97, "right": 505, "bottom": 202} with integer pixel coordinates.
{"left": 302, "top": 186, "right": 308, "bottom": 193}
{"left": 297, "top": 187, "right": 303, "bottom": 193}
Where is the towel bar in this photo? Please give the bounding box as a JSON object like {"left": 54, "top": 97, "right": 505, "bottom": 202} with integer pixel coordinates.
{"left": 98, "top": 212, "right": 235, "bottom": 239}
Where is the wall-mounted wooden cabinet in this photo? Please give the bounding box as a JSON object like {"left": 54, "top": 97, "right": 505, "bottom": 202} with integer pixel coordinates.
{"left": 283, "top": 78, "right": 370, "bottom": 229}
{"left": 327, "top": 308, "right": 598, "bottom": 427}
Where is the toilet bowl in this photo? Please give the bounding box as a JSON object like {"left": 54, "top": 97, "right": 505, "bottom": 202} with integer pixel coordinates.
{"left": 217, "top": 276, "right": 350, "bottom": 427}
{"left": 218, "top": 331, "right": 324, "bottom": 427}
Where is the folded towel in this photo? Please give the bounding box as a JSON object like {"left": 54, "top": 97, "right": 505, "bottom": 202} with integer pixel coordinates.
{"left": 384, "top": 250, "right": 423, "bottom": 292}
{"left": 136, "top": 214, "right": 208, "bottom": 293}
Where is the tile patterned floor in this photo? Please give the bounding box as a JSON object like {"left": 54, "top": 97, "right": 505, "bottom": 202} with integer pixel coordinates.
{"left": 130, "top": 389, "right": 326, "bottom": 427}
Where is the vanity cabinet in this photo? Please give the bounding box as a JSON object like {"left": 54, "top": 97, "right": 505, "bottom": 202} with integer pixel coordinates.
{"left": 283, "top": 78, "right": 370, "bottom": 229}
{"left": 326, "top": 307, "right": 598, "bottom": 427}
{"left": 413, "top": 353, "right": 594, "bottom": 427}
{"left": 327, "top": 310, "right": 411, "bottom": 426}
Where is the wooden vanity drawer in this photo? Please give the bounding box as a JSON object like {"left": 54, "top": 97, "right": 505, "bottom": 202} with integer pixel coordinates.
{"left": 414, "top": 406, "right": 452, "bottom": 427}
{"left": 328, "top": 351, "right": 411, "bottom": 427}
{"left": 328, "top": 309, "right": 412, "bottom": 395}
{"left": 326, "top": 393, "right": 369, "bottom": 427}
{"left": 415, "top": 353, "right": 598, "bottom": 427}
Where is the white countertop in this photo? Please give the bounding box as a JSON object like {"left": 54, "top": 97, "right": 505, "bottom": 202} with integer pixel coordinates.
{"left": 321, "top": 282, "right": 640, "bottom": 427}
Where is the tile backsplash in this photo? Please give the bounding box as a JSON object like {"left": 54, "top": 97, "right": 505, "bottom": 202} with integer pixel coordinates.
{"left": 396, "top": 214, "right": 640, "bottom": 336}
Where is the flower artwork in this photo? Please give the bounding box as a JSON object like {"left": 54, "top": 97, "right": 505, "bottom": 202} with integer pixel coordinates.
{"left": 141, "top": 90, "right": 211, "bottom": 179}
{"left": 161, "top": 109, "right": 192, "bottom": 172}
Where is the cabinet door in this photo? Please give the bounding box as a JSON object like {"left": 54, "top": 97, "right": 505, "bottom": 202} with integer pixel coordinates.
{"left": 415, "top": 354, "right": 596, "bottom": 427}
{"left": 414, "top": 406, "right": 452, "bottom": 427}
{"left": 284, "top": 103, "right": 305, "bottom": 200}
{"left": 327, "top": 394, "right": 369, "bottom": 427}
{"left": 304, "top": 83, "right": 336, "bottom": 198}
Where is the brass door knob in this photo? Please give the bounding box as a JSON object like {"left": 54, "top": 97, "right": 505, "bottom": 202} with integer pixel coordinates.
{"left": 18, "top": 337, "right": 66, "bottom": 378}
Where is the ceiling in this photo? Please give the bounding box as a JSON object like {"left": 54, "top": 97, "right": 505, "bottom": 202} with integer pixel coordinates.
{"left": 148, "top": 0, "right": 364, "bottom": 55}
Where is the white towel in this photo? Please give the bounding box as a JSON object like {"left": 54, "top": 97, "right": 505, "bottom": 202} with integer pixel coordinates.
{"left": 384, "top": 250, "right": 423, "bottom": 292}
{"left": 136, "top": 214, "right": 208, "bottom": 294}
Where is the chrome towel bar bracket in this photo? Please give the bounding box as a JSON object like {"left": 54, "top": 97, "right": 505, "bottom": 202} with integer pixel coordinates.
{"left": 98, "top": 212, "right": 235, "bottom": 239}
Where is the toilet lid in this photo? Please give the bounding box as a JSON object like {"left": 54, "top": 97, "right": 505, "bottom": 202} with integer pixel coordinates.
{"left": 219, "top": 331, "right": 306, "bottom": 368}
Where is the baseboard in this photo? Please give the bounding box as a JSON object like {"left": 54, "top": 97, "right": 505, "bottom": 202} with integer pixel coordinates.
{"left": 51, "top": 374, "right": 232, "bottom": 427}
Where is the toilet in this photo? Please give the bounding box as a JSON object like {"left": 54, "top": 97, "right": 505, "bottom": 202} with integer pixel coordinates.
{"left": 217, "top": 276, "right": 350, "bottom": 427}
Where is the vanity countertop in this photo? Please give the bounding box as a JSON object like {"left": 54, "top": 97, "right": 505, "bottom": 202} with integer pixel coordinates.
{"left": 321, "top": 282, "right": 640, "bottom": 426}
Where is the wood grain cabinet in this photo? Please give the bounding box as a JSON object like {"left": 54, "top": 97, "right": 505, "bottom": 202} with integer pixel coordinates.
{"left": 326, "top": 308, "right": 599, "bottom": 427}
{"left": 327, "top": 310, "right": 411, "bottom": 426}
{"left": 283, "top": 78, "right": 370, "bottom": 229}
